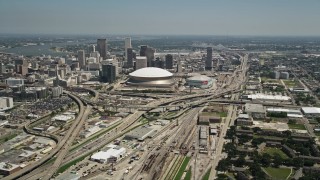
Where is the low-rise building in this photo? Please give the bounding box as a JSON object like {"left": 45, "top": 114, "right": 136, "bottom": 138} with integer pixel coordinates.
{"left": 301, "top": 107, "right": 320, "bottom": 118}
{"left": 80, "top": 126, "right": 101, "bottom": 138}
{"left": 124, "top": 126, "right": 156, "bottom": 141}
{"left": 0, "top": 97, "right": 13, "bottom": 111}
{"left": 0, "top": 162, "right": 21, "bottom": 176}
{"left": 90, "top": 144, "right": 126, "bottom": 164}
{"left": 236, "top": 114, "right": 253, "bottom": 126}
{"left": 244, "top": 103, "right": 266, "bottom": 119}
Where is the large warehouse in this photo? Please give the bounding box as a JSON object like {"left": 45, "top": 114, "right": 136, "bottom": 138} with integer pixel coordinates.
{"left": 126, "top": 67, "right": 174, "bottom": 87}
{"left": 186, "top": 75, "right": 213, "bottom": 89}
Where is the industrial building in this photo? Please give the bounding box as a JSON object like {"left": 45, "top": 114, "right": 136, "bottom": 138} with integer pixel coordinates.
{"left": 236, "top": 114, "right": 253, "bottom": 126}
{"left": 243, "top": 94, "right": 291, "bottom": 102}
{"left": 126, "top": 67, "right": 174, "bottom": 88}
{"left": 0, "top": 162, "right": 21, "bottom": 176}
{"left": 267, "top": 107, "right": 303, "bottom": 118}
{"left": 90, "top": 144, "right": 126, "bottom": 164}
{"left": 244, "top": 103, "right": 266, "bottom": 119}
{"left": 301, "top": 107, "right": 320, "bottom": 118}
{"left": 80, "top": 126, "right": 101, "bottom": 138}
{"left": 51, "top": 114, "right": 75, "bottom": 123}
{"left": 124, "top": 125, "right": 156, "bottom": 141}
{"left": 186, "top": 75, "right": 213, "bottom": 89}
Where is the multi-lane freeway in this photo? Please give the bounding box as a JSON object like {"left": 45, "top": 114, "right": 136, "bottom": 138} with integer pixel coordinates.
{"left": 5, "top": 52, "right": 249, "bottom": 180}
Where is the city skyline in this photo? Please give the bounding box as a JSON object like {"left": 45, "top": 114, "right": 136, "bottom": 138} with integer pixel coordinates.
{"left": 0, "top": 0, "right": 320, "bottom": 36}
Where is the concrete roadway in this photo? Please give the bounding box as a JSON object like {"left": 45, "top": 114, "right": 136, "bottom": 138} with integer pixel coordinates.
{"left": 42, "top": 106, "right": 92, "bottom": 180}
{"left": 2, "top": 92, "right": 86, "bottom": 180}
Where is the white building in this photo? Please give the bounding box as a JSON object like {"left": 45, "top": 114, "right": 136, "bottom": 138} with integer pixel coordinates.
{"left": 80, "top": 126, "right": 101, "bottom": 138}
{"left": 51, "top": 115, "right": 75, "bottom": 123}
{"left": 0, "top": 97, "right": 13, "bottom": 111}
{"left": 135, "top": 56, "right": 147, "bottom": 70}
{"left": 244, "top": 94, "right": 291, "bottom": 102}
{"left": 301, "top": 107, "right": 320, "bottom": 118}
{"left": 90, "top": 144, "right": 126, "bottom": 164}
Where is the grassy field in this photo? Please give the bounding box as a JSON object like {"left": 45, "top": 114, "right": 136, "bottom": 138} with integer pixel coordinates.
{"left": 263, "top": 147, "right": 289, "bottom": 159}
{"left": 288, "top": 123, "right": 306, "bottom": 130}
{"left": 184, "top": 167, "right": 192, "bottom": 180}
{"left": 174, "top": 157, "right": 191, "bottom": 180}
{"left": 263, "top": 167, "right": 291, "bottom": 180}
{"left": 202, "top": 168, "right": 211, "bottom": 180}
{"left": 56, "top": 154, "right": 88, "bottom": 174}
{"left": 283, "top": 80, "right": 301, "bottom": 88}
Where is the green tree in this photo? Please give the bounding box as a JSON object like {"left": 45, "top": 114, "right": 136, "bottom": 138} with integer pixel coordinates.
{"left": 216, "top": 159, "right": 230, "bottom": 172}
{"left": 261, "top": 154, "right": 272, "bottom": 167}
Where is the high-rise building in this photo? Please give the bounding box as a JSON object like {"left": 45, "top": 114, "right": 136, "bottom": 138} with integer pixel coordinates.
{"left": 15, "top": 58, "right": 28, "bottom": 75}
{"left": 0, "top": 63, "right": 6, "bottom": 74}
{"left": 145, "top": 47, "right": 155, "bottom": 67}
{"left": 124, "top": 37, "right": 131, "bottom": 59}
{"left": 101, "top": 64, "right": 117, "bottom": 83}
{"left": 152, "top": 57, "right": 164, "bottom": 69}
{"left": 206, "top": 47, "right": 213, "bottom": 70}
{"left": 140, "top": 45, "right": 148, "bottom": 56}
{"left": 177, "top": 59, "right": 182, "bottom": 73}
{"left": 89, "top": 45, "right": 95, "bottom": 53}
{"left": 127, "top": 48, "right": 134, "bottom": 68}
{"left": 97, "top": 39, "right": 107, "bottom": 59}
{"left": 165, "top": 54, "right": 173, "bottom": 69}
{"left": 135, "top": 56, "right": 147, "bottom": 70}
{"left": 78, "top": 50, "right": 86, "bottom": 70}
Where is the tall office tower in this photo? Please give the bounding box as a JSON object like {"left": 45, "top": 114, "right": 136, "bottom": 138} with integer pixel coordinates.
{"left": 176, "top": 60, "right": 182, "bottom": 73}
{"left": 15, "top": 58, "right": 28, "bottom": 75}
{"left": 139, "top": 45, "right": 148, "bottom": 56}
{"left": 90, "top": 51, "right": 101, "bottom": 63}
{"left": 89, "top": 45, "right": 96, "bottom": 53}
{"left": 145, "top": 47, "right": 155, "bottom": 67}
{"left": 165, "top": 54, "right": 173, "bottom": 69}
{"left": 97, "top": 39, "right": 107, "bottom": 59}
{"left": 0, "top": 63, "right": 6, "bottom": 74}
{"left": 101, "top": 63, "right": 117, "bottom": 83}
{"left": 124, "top": 37, "right": 131, "bottom": 58}
{"left": 135, "top": 56, "right": 147, "bottom": 70}
{"left": 152, "top": 57, "right": 164, "bottom": 69}
{"left": 78, "top": 50, "right": 86, "bottom": 70}
{"left": 127, "top": 48, "right": 134, "bottom": 68}
{"left": 205, "top": 47, "right": 213, "bottom": 70}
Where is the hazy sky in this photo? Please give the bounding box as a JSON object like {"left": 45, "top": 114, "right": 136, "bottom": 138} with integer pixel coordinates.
{"left": 0, "top": 0, "right": 320, "bottom": 36}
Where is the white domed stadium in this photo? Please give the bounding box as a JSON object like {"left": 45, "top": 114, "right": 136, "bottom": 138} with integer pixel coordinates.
{"left": 127, "top": 67, "right": 174, "bottom": 87}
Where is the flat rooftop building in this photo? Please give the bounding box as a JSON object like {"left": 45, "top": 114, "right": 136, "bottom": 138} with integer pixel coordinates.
{"left": 124, "top": 125, "right": 156, "bottom": 141}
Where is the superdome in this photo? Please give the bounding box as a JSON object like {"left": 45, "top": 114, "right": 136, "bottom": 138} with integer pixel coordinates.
{"left": 129, "top": 67, "right": 173, "bottom": 78}
{"left": 127, "top": 67, "right": 174, "bottom": 87}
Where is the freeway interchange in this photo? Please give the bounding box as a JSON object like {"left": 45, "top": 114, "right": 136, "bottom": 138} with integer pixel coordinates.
{"left": 5, "top": 54, "right": 248, "bottom": 180}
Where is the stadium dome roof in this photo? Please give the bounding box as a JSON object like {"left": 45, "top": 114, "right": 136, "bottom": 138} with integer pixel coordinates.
{"left": 129, "top": 67, "right": 173, "bottom": 78}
